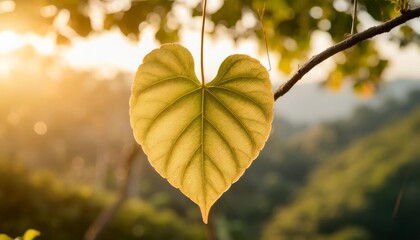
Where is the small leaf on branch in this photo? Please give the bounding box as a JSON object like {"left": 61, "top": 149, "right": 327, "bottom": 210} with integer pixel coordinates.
{"left": 130, "top": 43, "right": 274, "bottom": 223}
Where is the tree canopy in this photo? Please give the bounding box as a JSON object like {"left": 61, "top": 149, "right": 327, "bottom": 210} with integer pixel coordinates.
{"left": 1, "top": 0, "right": 419, "bottom": 90}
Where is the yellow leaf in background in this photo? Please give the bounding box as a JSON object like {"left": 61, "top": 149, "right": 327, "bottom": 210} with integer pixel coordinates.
{"left": 130, "top": 43, "right": 274, "bottom": 223}
{"left": 326, "top": 70, "right": 343, "bottom": 91}
{"left": 354, "top": 81, "right": 376, "bottom": 98}
{"left": 0, "top": 234, "right": 13, "bottom": 240}
{"left": 22, "top": 229, "right": 40, "bottom": 240}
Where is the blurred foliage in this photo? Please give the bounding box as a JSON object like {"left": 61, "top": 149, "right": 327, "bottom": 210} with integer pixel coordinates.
{"left": 22, "top": 229, "right": 41, "bottom": 240}
{"left": 0, "top": 0, "right": 419, "bottom": 88}
{"left": 0, "top": 47, "right": 207, "bottom": 237}
{"left": 0, "top": 229, "right": 41, "bottom": 240}
{"left": 391, "top": 0, "right": 411, "bottom": 13}
{"left": 1, "top": 49, "right": 420, "bottom": 239}
{"left": 214, "top": 90, "right": 420, "bottom": 240}
{"left": 325, "top": 41, "right": 388, "bottom": 96}
{"left": 312, "top": 90, "right": 420, "bottom": 154}
{"left": 0, "top": 160, "right": 205, "bottom": 240}
{"left": 0, "top": 46, "right": 134, "bottom": 176}
{"left": 262, "top": 105, "right": 420, "bottom": 239}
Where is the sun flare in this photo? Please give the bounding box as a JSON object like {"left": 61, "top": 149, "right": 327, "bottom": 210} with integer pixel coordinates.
{"left": 0, "top": 31, "right": 24, "bottom": 54}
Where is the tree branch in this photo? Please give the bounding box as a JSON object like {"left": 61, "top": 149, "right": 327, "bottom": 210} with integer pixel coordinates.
{"left": 274, "top": 6, "right": 420, "bottom": 100}
{"left": 85, "top": 143, "right": 141, "bottom": 240}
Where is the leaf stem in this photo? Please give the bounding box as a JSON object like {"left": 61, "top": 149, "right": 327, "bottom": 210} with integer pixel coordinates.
{"left": 201, "top": 0, "right": 208, "bottom": 85}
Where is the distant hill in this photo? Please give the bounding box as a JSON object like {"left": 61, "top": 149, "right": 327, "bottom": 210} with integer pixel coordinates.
{"left": 263, "top": 107, "right": 420, "bottom": 240}
{"left": 275, "top": 79, "right": 420, "bottom": 124}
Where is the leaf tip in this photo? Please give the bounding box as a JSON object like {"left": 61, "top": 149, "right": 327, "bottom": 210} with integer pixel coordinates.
{"left": 199, "top": 206, "right": 210, "bottom": 224}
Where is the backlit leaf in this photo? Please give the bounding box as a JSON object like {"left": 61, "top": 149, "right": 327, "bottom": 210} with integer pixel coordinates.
{"left": 22, "top": 229, "right": 40, "bottom": 240}
{"left": 0, "top": 234, "right": 13, "bottom": 240}
{"left": 130, "top": 43, "right": 274, "bottom": 223}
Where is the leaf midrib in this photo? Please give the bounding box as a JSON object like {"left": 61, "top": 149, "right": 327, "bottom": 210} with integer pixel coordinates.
{"left": 201, "top": 85, "right": 206, "bottom": 207}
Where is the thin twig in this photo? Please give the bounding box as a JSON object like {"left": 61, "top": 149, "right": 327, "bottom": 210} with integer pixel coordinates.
{"left": 351, "top": 0, "right": 358, "bottom": 35}
{"left": 274, "top": 6, "right": 420, "bottom": 100}
{"left": 85, "top": 143, "right": 141, "bottom": 240}
{"left": 257, "top": 3, "right": 272, "bottom": 72}
{"left": 392, "top": 171, "right": 411, "bottom": 220}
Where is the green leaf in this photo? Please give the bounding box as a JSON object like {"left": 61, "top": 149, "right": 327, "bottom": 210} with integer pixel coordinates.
{"left": 0, "top": 234, "right": 13, "bottom": 240}
{"left": 130, "top": 43, "right": 274, "bottom": 223}
{"left": 22, "top": 229, "right": 40, "bottom": 240}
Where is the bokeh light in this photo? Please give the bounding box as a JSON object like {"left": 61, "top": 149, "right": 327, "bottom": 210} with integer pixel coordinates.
{"left": 0, "top": 0, "right": 15, "bottom": 13}
{"left": 33, "top": 121, "right": 48, "bottom": 135}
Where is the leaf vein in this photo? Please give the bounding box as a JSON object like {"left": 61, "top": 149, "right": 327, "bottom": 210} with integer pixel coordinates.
{"left": 208, "top": 86, "right": 269, "bottom": 119}
{"left": 138, "top": 75, "right": 199, "bottom": 94}
{"left": 214, "top": 58, "right": 243, "bottom": 83}
{"left": 205, "top": 90, "right": 256, "bottom": 150}
{"left": 165, "top": 113, "right": 202, "bottom": 174}
{"left": 180, "top": 144, "right": 202, "bottom": 187}
{"left": 143, "top": 88, "right": 200, "bottom": 138}
{"left": 217, "top": 75, "right": 264, "bottom": 85}
{"left": 204, "top": 117, "right": 240, "bottom": 169}
{"left": 203, "top": 151, "right": 227, "bottom": 186}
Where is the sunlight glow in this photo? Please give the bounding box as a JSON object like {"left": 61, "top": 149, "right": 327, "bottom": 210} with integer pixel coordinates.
{"left": 0, "top": 31, "right": 56, "bottom": 76}
{"left": 26, "top": 34, "right": 56, "bottom": 54}
{"left": 0, "top": 0, "right": 15, "bottom": 13}
{"left": 40, "top": 5, "right": 58, "bottom": 18}
{"left": 0, "top": 31, "right": 55, "bottom": 55}
{"left": 7, "top": 112, "right": 20, "bottom": 126}
{"left": 63, "top": 28, "right": 159, "bottom": 74}
{"left": 0, "top": 31, "right": 25, "bottom": 54}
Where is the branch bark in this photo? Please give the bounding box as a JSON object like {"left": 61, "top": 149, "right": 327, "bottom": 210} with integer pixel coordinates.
{"left": 85, "top": 143, "right": 141, "bottom": 240}
{"left": 274, "top": 6, "right": 420, "bottom": 100}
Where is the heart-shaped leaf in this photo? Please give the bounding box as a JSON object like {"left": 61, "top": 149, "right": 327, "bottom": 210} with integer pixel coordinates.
{"left": 130, "top": 43, "right": 274, "bottom": 223}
